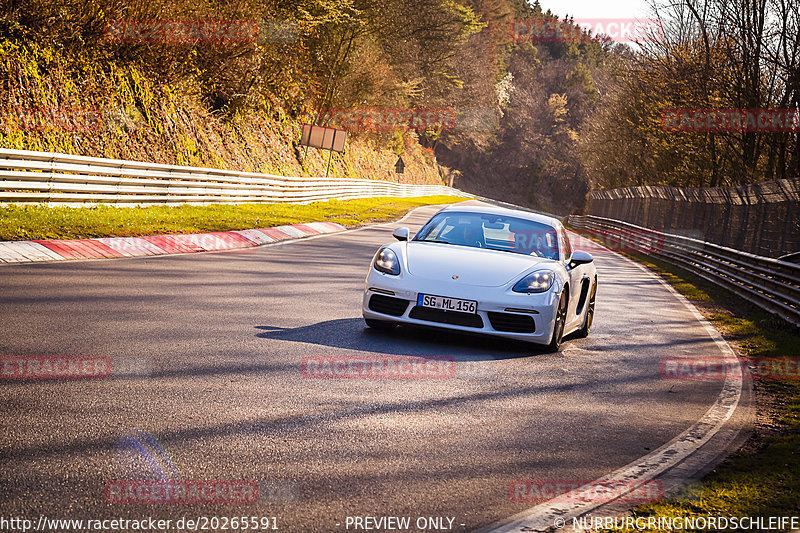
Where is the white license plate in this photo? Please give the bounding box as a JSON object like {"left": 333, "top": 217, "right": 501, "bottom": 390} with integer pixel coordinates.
{"left": 417, "top": 293, "right": 478, "bottom": 314}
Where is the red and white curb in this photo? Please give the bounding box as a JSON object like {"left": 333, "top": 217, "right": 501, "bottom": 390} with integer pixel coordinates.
{"left": 0, "top": 222, "right": 345, "bottom": 264}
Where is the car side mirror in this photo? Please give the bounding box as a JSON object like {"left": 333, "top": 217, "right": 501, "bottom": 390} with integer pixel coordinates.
{"left": 393, "top": 227, "right": 410, "bottom": 241}
{"left": 569, "top": 251, "right": 594, "bottom": 268}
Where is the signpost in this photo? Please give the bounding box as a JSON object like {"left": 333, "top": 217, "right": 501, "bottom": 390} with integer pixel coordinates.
{"left": 300, "top": 124, "right": 347, "bottom": 177}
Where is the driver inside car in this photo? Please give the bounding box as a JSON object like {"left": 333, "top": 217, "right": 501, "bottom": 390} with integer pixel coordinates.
{"left": 511, "top": 226, "right": 559, "bottom": 259}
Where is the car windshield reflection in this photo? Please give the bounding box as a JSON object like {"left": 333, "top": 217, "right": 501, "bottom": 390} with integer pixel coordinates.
{"left": 413, "top": 212, "right": 560, "bottom": 260}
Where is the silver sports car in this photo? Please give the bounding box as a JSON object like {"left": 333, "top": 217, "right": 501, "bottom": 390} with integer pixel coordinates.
{"left": 362, "top": 205, "right": 598, "bottom": 351}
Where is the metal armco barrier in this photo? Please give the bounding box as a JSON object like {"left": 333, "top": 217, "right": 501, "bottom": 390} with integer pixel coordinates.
{"left": 568, "top": 214, "right": 800, "bottom": 327}
{"left": 0, "top": 148, "right": 473, "bottom": 206}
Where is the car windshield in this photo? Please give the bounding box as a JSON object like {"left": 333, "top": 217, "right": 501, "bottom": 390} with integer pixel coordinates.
{"left": 413, "top": 212, "right": 560, "bottom": 260}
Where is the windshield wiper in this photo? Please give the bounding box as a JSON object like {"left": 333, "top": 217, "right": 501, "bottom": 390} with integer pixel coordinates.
{"left": 480, "top": 246, "right": 556, "bottom": 258}
{"left": 483, "top": 247, "right": 523, "bottom": 254}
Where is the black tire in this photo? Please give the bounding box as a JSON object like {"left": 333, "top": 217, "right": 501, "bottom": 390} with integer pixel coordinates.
{"left": 364, "top": 318, "right": 397, "bottom": 330}
{"left": 546, "top": 290, "right": 568, "bottom": 352}
{"left": 575, "top": 278, "right": 597, "bottom": 339}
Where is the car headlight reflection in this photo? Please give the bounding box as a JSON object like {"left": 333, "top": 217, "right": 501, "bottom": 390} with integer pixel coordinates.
{"left": 374, "top": 248, "right": 401, "bottom": 275}
{"left": 513, "top": 270, "right": 555, "bottom": 293}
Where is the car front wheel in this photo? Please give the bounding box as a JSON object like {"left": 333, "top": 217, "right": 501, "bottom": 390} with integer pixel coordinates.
{"left": 546, "top": 291, "right": 568, "bottom": 352}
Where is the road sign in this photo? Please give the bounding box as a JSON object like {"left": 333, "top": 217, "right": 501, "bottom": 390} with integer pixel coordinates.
{"left": 300, "top": 124, "right": 347, "bottom": 152}
{"left": 301, "top": 124, "right": 347, "bottom": 177}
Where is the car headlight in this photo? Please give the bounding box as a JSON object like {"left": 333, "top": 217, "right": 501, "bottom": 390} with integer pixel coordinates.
{"left": 513, "top": 270, "right": 555, "bottom": 293}
{"left": 374, "top": 248, "right": 401, "bottom": 275}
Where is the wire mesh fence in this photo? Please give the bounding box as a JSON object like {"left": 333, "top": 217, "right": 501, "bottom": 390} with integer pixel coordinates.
{"left": 586, "top": 178, "right": 800, "bottom": 258}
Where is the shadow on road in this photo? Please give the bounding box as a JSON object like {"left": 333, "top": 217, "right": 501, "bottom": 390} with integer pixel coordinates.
{"left": 254, "top": 318, "right": 540, "bottom": 359}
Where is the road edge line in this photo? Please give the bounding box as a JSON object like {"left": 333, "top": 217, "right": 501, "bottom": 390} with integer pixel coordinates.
{"left": 477, "top": 234, "right": 749, "bottom": 533}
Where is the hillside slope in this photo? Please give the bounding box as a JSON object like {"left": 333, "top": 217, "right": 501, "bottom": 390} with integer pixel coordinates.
{"left": 0, "top": 41, "right": 446, "bottom": 184}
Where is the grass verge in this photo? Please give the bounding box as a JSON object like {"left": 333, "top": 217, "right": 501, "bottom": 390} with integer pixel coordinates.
{"left": 621, "top": 253, "right": 800, "bottom": 524}
{"left": 0, "top": 195, "right": 468, "bottom": 240}
{"left": 571, "top": 229, "right": 800, "bottom": 530}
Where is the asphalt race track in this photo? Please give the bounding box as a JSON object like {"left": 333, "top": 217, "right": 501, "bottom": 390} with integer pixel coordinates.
{"left": 0, "top": 203, "right": 738, "bottom": 532}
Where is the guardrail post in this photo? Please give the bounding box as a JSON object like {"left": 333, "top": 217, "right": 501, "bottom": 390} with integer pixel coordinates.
{"left": 47, "top": 156, "right": 55, "bottom": 203}
{"left": 781, "top": 200, "right": 795, "bottom": 255}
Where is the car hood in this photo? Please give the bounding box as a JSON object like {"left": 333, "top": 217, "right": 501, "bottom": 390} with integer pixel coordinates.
{"left": 405, "top": 242, "right": 552, "bottom": 287}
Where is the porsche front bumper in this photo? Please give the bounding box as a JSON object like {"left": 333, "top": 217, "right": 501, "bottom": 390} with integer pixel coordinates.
{"left": 361, "top": 270, "right": 560, "bottom": 344}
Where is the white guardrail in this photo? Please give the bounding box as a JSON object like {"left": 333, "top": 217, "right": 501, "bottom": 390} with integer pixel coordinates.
{"left": 568, "top": 214, "right": 800, "bottom": 328}
{"left": 0, "top": 148, "right": 474, "bottom": 206}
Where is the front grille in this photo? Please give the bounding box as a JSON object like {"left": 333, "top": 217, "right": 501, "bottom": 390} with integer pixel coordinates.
{"left": 408, "top": 306, "right": 484, "bottom": 328}
{"left": 368, "top": 294, "right": 410, "bottom": 317}
{"left": 488, "top": 312, "right": 536, "bottom": 333}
